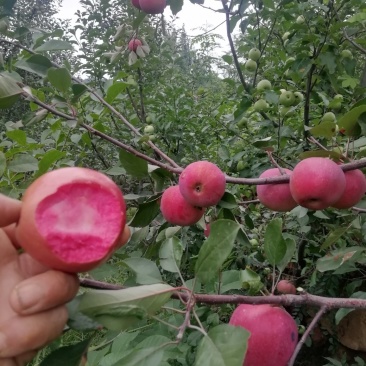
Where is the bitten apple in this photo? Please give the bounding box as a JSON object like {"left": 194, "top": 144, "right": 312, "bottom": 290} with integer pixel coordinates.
{"left": 229, "top": 304, "right": 298, "bottom": 366}
{"left": 332, "top": 169, "right": 366, "bottom": 209}
{"left": 256, "top": 168, "right": 297, "bottom": 212}
{"left": 290, "top": 157, "right": 346, "bottom": 210}
{"left": 160, "top": 185, "right": 204, "bottom": 226}
{"left": 179, "top": 161, "right": 226, "bottom": 207}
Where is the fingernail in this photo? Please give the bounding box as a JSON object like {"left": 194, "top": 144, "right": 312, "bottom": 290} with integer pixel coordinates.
{"left": 15, "top": 283, "right": 43, "bottom": 312}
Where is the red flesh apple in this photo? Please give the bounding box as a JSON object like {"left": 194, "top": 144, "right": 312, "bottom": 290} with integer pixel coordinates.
{"left": 160, "top": 185, "right": 204, "bottom": 226}
{"left": 179, "top": 161, "right": 226, "bottom": 207}
{"left": 290, "top": 157, "right": 346, "bottom": 210}
{"left": 277, "top": 280, "right": 296, "bottom": 295}
{"left": 332, "top": 169, "right": 366, "bottom": 209}
{"left": 128, "top": 38, "right": 142, "bottom": 52}
{"left": 131, "top": 0, "right": 142, "bottom": 9}
{"left": 139, "top": 0, "right": 166, "bottom": 14}
{"left": 229, "top": 304, "right": 298, "bottom": 366}
{"left": 16, "top": 167, "right": 126, "bottom": 273}
{"left": 256, "top": 168, "right": 297, "bottom": 212}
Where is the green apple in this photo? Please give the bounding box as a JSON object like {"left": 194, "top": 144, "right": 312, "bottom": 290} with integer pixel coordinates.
{"left": 341, "top": 49, "right": 353, "bottom": 59}
{"left": 322, "top": 112, "right": 336, "bottom": 122}
{"left": 149, "top": 134, "right": 156, "bottom": 142}
{"left": 257, "top": 79, "right": 272, "bottom": 91}
{"left": 282, "top": 32, "right": 291, "bottom": 41}
{"left": 245, "top": 59, "right": 257, "bottom": 73}
{"left": 237, "top": 117, "right": 248, "bottom": 128}
{"left": 280, "top": 106, "right": 295, "bottom": 117}
{"left": 279, "top": 91, "right": 295, "bottom": 107}
{"left": 293, "top": 91, "right": 304, "bottom": 104}
{"left": 334, "top": 94, "right": 343, "bottom": 100}
{"left": 248, "top": 47, "right": 261, "bottom": 62}
{"left": 249, "top": 238, "right": 259, "bottom": 248}
{"left": 296, "top": 15, "right": 305, "bottom": 24}
{"left": 144, "top": 125, "right": 155, "bottom": 134}
{"left": 237, "top": 161, "right": 246, "bottom": 171}
{"left": 254, "top": 99, "right": 269, "bottom": 112}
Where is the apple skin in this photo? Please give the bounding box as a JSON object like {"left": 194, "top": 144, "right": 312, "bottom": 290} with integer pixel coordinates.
{"left": 290, "top": 158, "right": 346, "bottom": 210}
{"left": 128, "top": 38, "right": 142, "bottom": 52}
{"left": 16, "top": 167, "right": 126, "bottom": 273}
{"left": 296, "top": 15, "right": 305, "bottom": 24}
{"left": 229, "top": 304, "right": 298, "bottom": 366}
{"left": 248, "top": 47, "right": 261, "bottom": 62}
{"left": 341, "top": 49, "right": 353, "bottom": 59}
{"left": 257, "top": 168, "right": 297, "bottom": 212}
{"left": 332, "top": 169, "right": 366, "bottom": 209}
{"left": 257, "top": 79, "right": 272, "bottom": 91}
{"left": 253, "top": 99, "right": 269, "bottom": 112}
{"left": 322, "top": 112, "right": 336, "bottom": 123}
{"left": 139, "top": 0, "right": 166, "bottom": 14}
{"left": 245, "top": 59, "right": 257, "bottom": 73}
{"left": 144, "top": 125, "right": 154, "bottom": 134}
{"left": 179, "top": 161, "right": 226, "bottom": 207}
{"left": 293, "top": 91, "right": 304, "bottom": 104}
{"left": 131, "top": 0, "right": 142, "bottom": 9}
{"left": 160, "top": 185, "right": 205, "bottom": 226}
{"left": 279, "top": 91, "right": 295, "bottom": 107}
{"left": 277, "top": 280, "right": 296, "bottom": 295}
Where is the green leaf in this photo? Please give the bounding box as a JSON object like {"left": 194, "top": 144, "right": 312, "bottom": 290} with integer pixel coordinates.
{"left": 168, "top": 0, "right": 183, "bottom": 15}
{"left": 122, "top": 257, "right": 163, "bottom": 285}
{"left": 219, "top": 270, "right": 242, "bottom": 293}
{"left": 129, "top": 198, "right": 160, "bottom": 227}
{"left": 320, "top": 226, "right": 350, "bottom": 251}
{"left": 119, "top": 150, "right": 148, "bottom": 178}
{"left": 37, "top": 149, "right": 66, "bottom": 176}
{"left": 109, "top": 346, "right": 165, "bottom": 366}
{"left": 240, "top": 268, "right": 263, "bottom": 294}
{"left": 106, "top": 81, "right": 129, "bottom": 103}
{"left": 71, "top": 84, "right": 87, "bottom": 101}
{"left": 194, "top": 324, "right": 249, "bottom": 366}
{"left": 34, "top": 39, "right": 73, "bottom": 52}
{"left": 318, "top": 52, "right": 337, "bottom": 74}
{"left": 47, "top": 67, "right": 71, "bottom": 93}
{"left": 6, "top": 129, "right": 27, "bottom": 145}
{"left": 335, "top": 291, "right": 366, "bottom": 325}
{"left": 222, "top": 55, "right": 233, "bottom": 65}
{"left": 218, "top": 191, "right": 237, "bottom": 209}
{"left": 0, "top": 151, "right": 6, "bottom": 178}
{"left": 299, "top": 149, "right": 343, "bottom": 160}
{"left": 77, "top": 283, "right": 174, "bottom": 330}
{"left": 264, "top": 218, "right": 287, "bottom": 266}
{"left": 310, "top": 121, "right": 337, "bottom": 139}
{"left": 277, "top": 238, "right": 296, "bottom": 272}
{"left": 159, "top": 236, "right": 183, "bottom": 273}
{"left": 40, "top": 338, "right": 91, "bottom": 366}
{"left": 337, "top": 105, "right": 366, "bottom": 136}
{"left": 195, "top": 220, "right": 240, "bottom": 284}
{"left": 0, "top": 73, "right": 23, "bottom": 109}
{"left": 15, "top": 54, "right": 53, "bottom": 77}
{"left": 8, "top": 154, "right": 38, "bottom": 173}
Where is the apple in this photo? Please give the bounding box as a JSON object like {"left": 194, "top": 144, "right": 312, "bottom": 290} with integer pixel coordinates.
{"left": 16, "top": 167, "right": 127, "bottom": 273}
{"left": 245, "top": 59, "right": 257, "bottom": 73}
{"left": 139, "top": 0, "right": 166, "bottom": 14}
{"left": 279, "top": 91, "right": 295, "bottom": 107}
{"left": 131, "top": 0, "right": 142, "bottom": 9}
{"left": 179, "top": 161, "right": 226, "bottom": 207}
{"left": 282, "top": 31, "right": 291, "bottom": 41}
{"left": 253, "top": 99, "right": 269, "bottom": 112}
{"left": 204, "top": 223, "right": 210, "bottom": 237}
{"left": 296, "top": 15, "right": 305, "bottom": 24}
{"left": 118, "top": 225, "right": 131, "bottom": 247}
{"left": 160, "top": 185, "right": 204, "bottom": 226}
{"left": 293, "top": 91, "right": 304, "bottom": 104}
{"left": 279, "top": 106, "right": 294, "bottom": 118}
{"left": 149, "top": 134, "right": 156, "bottom": 142}
{"left": 332, "top": 169, "right": 366, "bottom": 209}
{"left": 277, "top": 280, "right": 296, "bottom": 295}
{"left": 237, "top": 161, "right": 246, "bottom": 171}
{"left": 256, "top": 168, "right": 297, "bottom": 212}
{"left": 257, "top": 79, "right": 272, "bottom": 91}
{"left": 249, "top": 238, "right": 259, "bottom": 248}
{"left": 144, "top": 125, "right": 154, "bottom": 134}
{"left": 334, "top": 94, "right": 343, "bottom": 101}
{"left": 322, "top": 112, "right": 336, "bottom": 122}
{"left": 248, "top": 47, "right": 261, "bottom": 62}
{"left": 237, "top": 117, "right": 248, "bottom": 128}
{"left": 229, "top": 304, "right": 298, "bottom": 366}
{"left": 128, "top": 38, "right": 142, "bottom": 52}
{"left": 290, "top": 157, "right": 346, "bottom": 210}
{"left": 341, "top": 49, "right": 353, "bottom": 59}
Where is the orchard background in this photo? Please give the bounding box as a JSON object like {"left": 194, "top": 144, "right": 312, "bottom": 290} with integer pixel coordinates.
{"left": 2, "top": 0, "right": 366, "bottom": 364}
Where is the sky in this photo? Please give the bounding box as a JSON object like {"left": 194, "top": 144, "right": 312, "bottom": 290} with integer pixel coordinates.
{"left": 57, "top": 0, "right": 229, "bottom": 48}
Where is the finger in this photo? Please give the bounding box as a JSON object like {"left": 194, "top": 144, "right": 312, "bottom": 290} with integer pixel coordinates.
{"left": 0, "top": 351, "right": 38, "bottom": 366}
{"left": 10, "top": 270, "right": 79, "bottom": 315}
{"left": 2, "top": 224, "right": 20, "bottom": 249}
{"left": 0, "top": 195, "right": 21, "bottom": 228}
{"left": 0, "top": 305, "right": 68, "bottom": 358}
{"left": 17, "top": 252, "right": 50, "bottom": 278}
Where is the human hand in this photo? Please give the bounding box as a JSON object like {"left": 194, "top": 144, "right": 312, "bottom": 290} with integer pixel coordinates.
{"left": 0, "top": 194, "right": 79, "bottom": 366}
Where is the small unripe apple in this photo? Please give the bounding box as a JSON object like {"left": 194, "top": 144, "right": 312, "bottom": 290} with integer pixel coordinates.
{"left": 293, "top": 91, "right": 304, "bottom": 104}
{"left": 253, "top": 99, "right": 269, "bottom": 112}
{"left": 277, "top": 280, "right": 296, "bottom": 295}
{"left": 279, "top": 91, "right": 295, "bottom": 107}
{"left": 245, "top": 59, "right": 257, "bottom": 73}
{"left": 257, "top": 79, "right": 272, "bottom": 91}
{"left": 279, "top": 106, "right": 294, "bottom": 118}
{"left": 334, "top": 94, "right": 343, "bottom": 101}
{"left": 237, "top": 161, "right": 246, "bottom": 171}
{"left": 237, "top": 117, "right": 248, "bottom": 128}
{"left": 322, "top": 112, "right": 336, "bottom": 123}
{"left": 249, "top": 238, "right": 259, "bottom": 248}
{"left": 179, "top": 161, "right": 226, "bottom": 207}
{"left": 128, "top": 38, "right": 142, "bottom": 52}
{"left": 139, "top": 0, "right": 166, "bottom": 14}
{"left": 341, "top": 49, "right": 353, "bottom": 59}
{"left": 290, "top": 157, "right": 346, "bottom": 210}
{"left": 160, "top": 186, "right": 204, "bottom": 226}
{"left": 149, "top": 134, "right": 156, "bottom": 142}
{"left": 144, "top": 125, "right": 154, "bottom": 134}
{"left": 229, "top": 304, "right": 298, "bottom": 366}
{"left": 332, "top": 169, "right": 366, "bottom": 209}
{"left": 296, "top": 15, "right": 305, "bottom": 24}
{"left": 248, "top": 47, "right": 261, "bottom": 62}
{"left": 257, "top": 168, "right": 297, "bottom": 212}
{"left": 16, "top": 167, "right": 127, "bottom": 273}
{"left": 131, "top": 0, "right": 142, "bottom": 9}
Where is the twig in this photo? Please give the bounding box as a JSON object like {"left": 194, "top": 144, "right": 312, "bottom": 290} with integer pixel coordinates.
{"left": 267, "top": 151, "right": 286, "bottom": 174}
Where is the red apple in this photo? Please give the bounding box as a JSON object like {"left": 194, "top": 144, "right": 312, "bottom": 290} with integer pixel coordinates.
{"left": 332, "top": 169, "right": 366, "bottom": 209}
{"left": 139, "top": 0, "right": 166, "bottom": 14}
{"left": 16, "top": 167, "right": 126, "bottom": 273}
{"left": 277, "top": 280, "right": 296, "bottom": 295}
{"left": 229, "top": 304, "right": 298, "bottom": 366}
{"left": 290, "top": 158, "right": 346, "bottom": 210}
{"left": 179, "top": 161, "right": 226, "bottom": 207}
{"left": 128, "top": 38, "right": 142, "bottom": 52}
{"left": 131, "top": 0, "right": 142, "bottom": 9}
{"left": 256, "top": 168, "right": 297, "bottom": 212}
{"left": 160, "top": 185, "right": 204, "bottom": 226}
